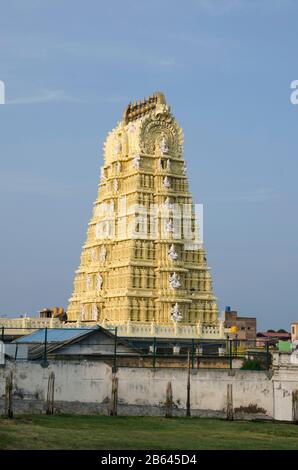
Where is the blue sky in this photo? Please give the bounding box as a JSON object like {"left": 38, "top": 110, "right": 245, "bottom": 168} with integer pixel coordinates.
{"left": 0, "top": 0, "right": 297, "bottom": 330}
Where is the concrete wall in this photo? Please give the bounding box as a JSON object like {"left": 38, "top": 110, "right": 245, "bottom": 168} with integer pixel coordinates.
{"left": 272, "top": 352, "right": 298, "bottom": 421}
{"left": 0, "top": 354, "right": 297, "bottom": 421}
{"left": 0, "top": 361, "right": 112, "bottom": 414}
{"left": 117, "top": 367, "right": 273, "bottom": 418}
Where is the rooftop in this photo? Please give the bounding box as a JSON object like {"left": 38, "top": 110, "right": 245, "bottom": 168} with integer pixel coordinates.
{"left": 16, "top": 327, "right": 96, "bottom": 344}
{"left": 257, "top": 332, "right": 291, "bottom": 338}
{"left": 123, "top": 91, "right": 166, "bottom": 124}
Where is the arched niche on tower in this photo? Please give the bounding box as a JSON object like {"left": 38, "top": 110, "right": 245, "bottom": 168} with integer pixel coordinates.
{"left": 139, "top": 111, "right": 183, "bottom": 158}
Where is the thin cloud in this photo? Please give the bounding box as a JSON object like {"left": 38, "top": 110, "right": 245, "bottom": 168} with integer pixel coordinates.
{"left": 6, "top": 89, "right": 130, "bottom": 106}
{"left": 158, "top": 58, "right": 178, "bottom": 67}
{"left": 7, "top": 89, "right": 83, "bottom": 105}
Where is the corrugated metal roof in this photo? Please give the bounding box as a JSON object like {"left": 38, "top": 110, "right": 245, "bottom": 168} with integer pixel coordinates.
{"left": 16, "top": 327, "right": 96, "bottom": 344}
{"left": 12, "top": 326, "right": 138, "bottom": 360}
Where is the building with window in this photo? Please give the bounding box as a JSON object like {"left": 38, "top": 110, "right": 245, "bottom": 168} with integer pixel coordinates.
{"left": 223, "top": 307, "right": 256, "bottom": 341}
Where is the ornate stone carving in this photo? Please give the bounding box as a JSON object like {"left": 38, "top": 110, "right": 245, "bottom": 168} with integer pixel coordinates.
{"left": 97, "top": 273, "right": 103, "bottom": 291}
{"left": 113, "top": 179, "right": 118, "bottom": 192}
{"left": 95, "top": 223, "right": 101, "bottom": 239}
{"left": 86, "top": 275, "right": 91, "bottom": 290}
{"left": 67, "top": 92, "right": 220, "bottom": 335}
{"left": 164, "top": 197, "right": 172, "bottom": 209}
{"left": 127, "top": 122, "right": 136, "bottom": 133}
{"left": 132, "top": 154, "right": 141, "bottom": 169}
{"left": 94, "top": 205, "right": 101, "bottom": 217}
{"left": 139, "top": 109, "right": 183, "bottom": 157}
{"left": 101, "top": 168, "right": 106, "bottom": 181}
{"left": 123, "top": 92, "right": 166, "bottom": 124}
{"left": 114, "top": 139, "right": 121, "bottom": 156}
{"left": 166, "top": 219, "right": 174, "bottom": 233}
{"left": 169, "top": 272, "right": 181, "bottom": 289}
{"left": 160, "top": 136, "right": 169, "bottom": 154}
{"left": 100, "top": 245, "right": 107, "bottom": 262}
{"left": 168, "top": 244, "right": 178, "bottom": 261}
{"left": 80, "top": 305, "right": 86, "bottom": 321}
{"left": 91, "top": 248, "right": 96, "bottom": 262}
{"left": 171, "top": 303, "right": 182, "bottom": 322}
{"left": 92, "top": 303, "right": 98, "bottom": 321}
{"left": 105, "top": 221, "right": 111, "bottom": 237}
{"left": 163, "top": 176, "right": 171, "bottom": 188}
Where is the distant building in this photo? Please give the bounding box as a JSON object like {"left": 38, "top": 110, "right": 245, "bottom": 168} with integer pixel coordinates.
{"left": 39, "top": 307, "right": 67, "bottom": 322}
{"left": 291, "top": 322, "right": 298, "bottom": 342}
{"left": 257, "top": 331, "right": 291, "bottom": 347}
{"left": 223, "top": 307, "right": 256, "bottom": 341}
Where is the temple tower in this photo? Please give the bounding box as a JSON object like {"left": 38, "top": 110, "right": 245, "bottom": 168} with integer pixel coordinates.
{"left": 67, "top": 92, "right": 220, "bottom": 338}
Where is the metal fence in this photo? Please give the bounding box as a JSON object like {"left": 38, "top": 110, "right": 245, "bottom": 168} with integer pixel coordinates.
{"left": 0, "top": 326, "right": 272, "bottom": 370}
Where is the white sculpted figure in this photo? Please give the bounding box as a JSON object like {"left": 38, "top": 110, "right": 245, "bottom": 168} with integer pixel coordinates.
{"left": 157, "top": 158, "right": 163, "bottom": 170}
{"left": 163, "top": 176, "right": 171, "bottom": 188}
{"left": 166, "top": 219, "right": 174, "bottom": 233}
{"left": 127, "top": 122, "right": 136, "bottom": 133}
{"left": 116, "top": 161, "right": 121, "bottom": 173}
{"left": 97, "top": 273, "right": 103, "bottom": 291}
{"left": 160, "top": 136, "right": 169, "bottom": 154}
{"left": 103, "top": 221, "right": 111, "bottom": 237}
{"left": 166, "top": 159, "right": 171, "bottom": 170}
{"left": 168, "top": 244, "right": 178, "bottom": 261}
{"left": 171, "top": 303, "right": 182, "bottom": 322}
{"left": 132, "top": 154, "right": 141, "bottom": 169}
{"left": 100, "top": 245, "right": 107, "bottom": 262}
{"left": 169, "top": 272, "right": 181, "bottom": 289}
{"left": 164, "top": 197, "right": 172, "bottom": 209}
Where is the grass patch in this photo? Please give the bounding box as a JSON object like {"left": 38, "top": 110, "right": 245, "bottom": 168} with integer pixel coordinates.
{"left": 0, "top": 415, "right": 298, "bottom": 450}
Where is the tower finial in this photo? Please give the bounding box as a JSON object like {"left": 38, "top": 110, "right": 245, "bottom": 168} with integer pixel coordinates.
{"left": 154, "top": 91, "right": 166, "bottom": 104}
{"left": 123, "top": 91, "right": 167, "bottom": 124}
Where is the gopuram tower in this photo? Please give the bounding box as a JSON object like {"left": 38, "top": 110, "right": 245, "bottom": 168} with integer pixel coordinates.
{"left": 67, "top": 92, "right": 222, "bottom": 338}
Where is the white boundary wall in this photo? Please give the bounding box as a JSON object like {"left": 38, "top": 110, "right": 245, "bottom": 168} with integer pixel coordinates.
{"left": 0, "top": 353, "right": 297, "bottom": 421}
